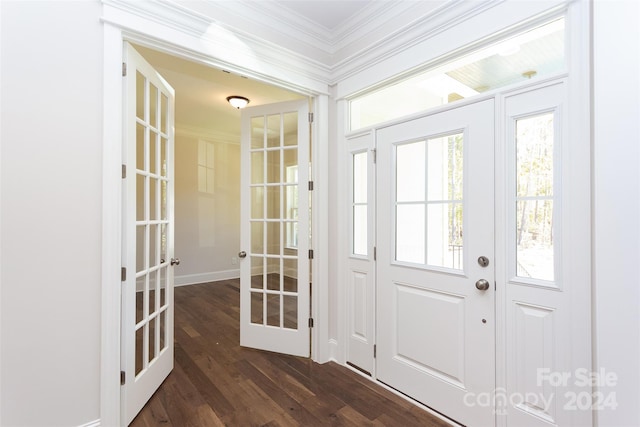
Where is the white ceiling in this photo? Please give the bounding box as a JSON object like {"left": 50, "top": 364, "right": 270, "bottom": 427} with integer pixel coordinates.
{"left": 274, "top": 0, "right": 375, "bottom": 30}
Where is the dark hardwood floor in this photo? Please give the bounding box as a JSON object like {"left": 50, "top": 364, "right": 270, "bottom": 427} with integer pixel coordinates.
{"left": 130, "top": 279, "right": 450, "bottom": 427}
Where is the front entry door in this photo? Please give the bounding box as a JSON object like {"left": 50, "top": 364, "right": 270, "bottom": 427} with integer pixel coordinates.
{"left": 376, "top": 100, "right": 495, "bottom": 426}
{"left": 121, "top": 43, "right": 176, "bottom": 425}
{"left": 239, "top": 100, "right": 311, "bottom": 357}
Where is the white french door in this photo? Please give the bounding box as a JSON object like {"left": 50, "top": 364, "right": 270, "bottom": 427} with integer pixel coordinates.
{"left": 239, "top": 100, "right": 311, "bottom": 357}
{"left": 121, "top": 43, "right": 175, "bottom": 425}
{"left": 376, "top": 100, "right": 496, "bottom": 426}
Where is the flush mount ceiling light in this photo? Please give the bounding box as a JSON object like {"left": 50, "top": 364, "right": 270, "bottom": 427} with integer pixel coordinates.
{"left": 226, "top": 96, "right": 250, "bottom": 109}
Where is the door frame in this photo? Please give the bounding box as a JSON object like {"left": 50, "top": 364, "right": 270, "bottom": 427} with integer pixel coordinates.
{"left": 100, "top": 23, "right": 330, "bottom": 427}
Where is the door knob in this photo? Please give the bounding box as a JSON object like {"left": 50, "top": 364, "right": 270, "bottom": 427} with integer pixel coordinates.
{"left": 475, "top": 279, "right": 490, "bottom": 291}
{"left": 170, "top": 258, "right": 180, "bottom": 266}
{"left": 238, "top": 251, "right": 247, "bottom": 259}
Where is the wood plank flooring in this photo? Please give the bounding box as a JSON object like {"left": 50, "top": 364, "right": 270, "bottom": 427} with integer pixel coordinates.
{"left": 130, "top": 280, "right": 450, "bottom": 427}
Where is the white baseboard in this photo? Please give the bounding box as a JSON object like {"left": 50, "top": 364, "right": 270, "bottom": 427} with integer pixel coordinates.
{"left": 78, "top": 419, "right": 100, "bottom": 427}
{"left": 175, "top": 269, "right": 240, "bottom": 287}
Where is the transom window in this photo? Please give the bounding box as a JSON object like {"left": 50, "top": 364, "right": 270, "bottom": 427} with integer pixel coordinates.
{"left": 349, "top": 18, "right": 565, "bottom": 131}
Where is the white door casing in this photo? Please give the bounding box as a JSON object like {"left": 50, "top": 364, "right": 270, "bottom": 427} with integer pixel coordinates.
{"left": 376, "top": 99, "right": 496, "bottom": 426}
{"left": 121, "top": 43, "right": 175, "bottom": 425}
{"left": 240, "top": 100, "right": 311, "bottom": 357}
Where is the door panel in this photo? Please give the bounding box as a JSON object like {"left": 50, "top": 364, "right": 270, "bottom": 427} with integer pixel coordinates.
{"left": 240, "top": 100, "right": 310, "bottom": 357}
{"left": 376, "top": 100, "right": 495, "bottom": 426}
{"left": 346, "top": 132, "right": 376, "bottom": 374}
{"left": 122, "top": 43, "right": 175, "bottom": 425}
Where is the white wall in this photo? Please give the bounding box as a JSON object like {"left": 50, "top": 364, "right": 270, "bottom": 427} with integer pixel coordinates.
{"left": 593, "top": 1, "right": 640, "bottom": 425}
{"left": 174, "top": 133, "right": 241, "bottom": 285}
{"left": 0, "top": 1, "right": 103, "bottom": 425}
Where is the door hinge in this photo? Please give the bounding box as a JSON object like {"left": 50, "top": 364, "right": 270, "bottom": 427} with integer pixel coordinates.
{"left": 120, "top": 370, "right": 126, "bottom": 385}
{"left": 371, "top": 148, "right": 377, "bottom": 163}
{"left": 308, "top": 249, "right": 314, "bottom": 259}
{"left": 308, "top": 181, "right": 314, "bottom": 191}
{"left": 121, "top": 267, "right": 126, "bottom": 282}
{"left": 308, "top": 318, "right": 314, "bottom": 328}
{"left": 122, "top": 62, "right": 127, "bottom": 77}
{"left": 373, "top": 246, "right": 377, "bottom": 261}
{"left": 374, "top": 344, "right": 377, "bottom": 358}
{"left": 122, "top": 164, "right": 126, "bottom": 179}
{"left": 308, "top": 112, "right": 314, "bottom": 123}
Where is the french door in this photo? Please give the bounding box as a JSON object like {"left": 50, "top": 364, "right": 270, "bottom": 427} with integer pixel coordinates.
{"left": 121, "top": 43, "right": 175, "bottom": 425}
{"left": 376, "top": 100, "right": 496, "bottom": 426}
{"left": 239, "top": 100, "right": 311, "bottom": 357}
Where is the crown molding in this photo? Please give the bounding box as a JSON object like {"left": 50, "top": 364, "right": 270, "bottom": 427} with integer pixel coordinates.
{"left": 103, "top": 0, "right": 507, "bottom": 89}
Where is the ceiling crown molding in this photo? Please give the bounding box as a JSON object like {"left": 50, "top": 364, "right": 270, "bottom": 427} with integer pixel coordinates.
{"left": 103, "top": 0, "right": 505, "bottom": 89}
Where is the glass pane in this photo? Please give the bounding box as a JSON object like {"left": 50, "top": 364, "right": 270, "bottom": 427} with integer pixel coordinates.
{"left": 149, "top": 178, "right": 157, "bottom": 220}
{"left": 251, "top": 152, "right": 264, "bottom": 184}
{"left": 283, "top": 112, "right": 298, "bottom": 146}
{"left": 160, "top": 137, "right": 168, "bottom": 177}
{"left": 350, "top": 18, "right": 565, "bottom": 131}
{"left": 517, "top": 114, "right": 554, "bottom": 198}
{"left": 397, "top": 141, "right": 425, "bottom": 202}
{"left": 136, "top": 123, "right": 145, "bottom": 171}
{"left": 267, "top": 260, "right": 281, "bottom": 291}
{"left": 284, "top": 185, "right": 298, "bottom": 220}
{"left": 149, "top": 131, "right": 157, "bottom": 175}
{"left": 159, "top": 310, "right": 166, "bottom": 351}
{"left": 267, "top": 150, "right": 281, "bottom": 183}
{"left": 251, "top": 257, "right": 264, "bottom": 289}
{"left": 136, "top": 225, "right": 146, "bottom": 273}
{"left": 251, "top": 292, "right": 264, "bottom": 324}
{"left": 149, "top": 84, "right": 158, "bottom": 129}
{"left": 267, "top": 222, "right": 281, "bottom": 255}
{"left": 353, "top": 205, "right": 367, "bottom": 255}
{"left": 136, "top": 290, "right": 144, "bottom": 324}
{"left": 148, "top": 317, "right": 156, "bottom": 362}
{"left": 267, "top": 186, "right": 281, "bottom": 219}
{"left": 396, "top": 204, "right": 425, "bottom": 263}
{"left": 283, "top": 295, "right": 297, "bottom": 329}
{"left": 517, "top": 199, "right": 554, "bottom": 281}
{"left": 283, "top": 258, "right": 298, "bottom": 292}
{"left": 149, "top": 274, "right": 156, "bottom": 315}
{"left": 353, "top": 152, "right": 367, "bottom": 204}
{"left": 136, "top": 174, "right": 145, "bottom": 221}
{"left": 135, "top": 325, "right": 144, "bottom": 376}
{"left": 160, "top": 94, "right": 168, "bottom": 134}
{"left": 149, "top": 224, "right": 157, "bottom": 267}
{"left": 427, "top": 133, "right": 463, "bottom": 201}
{"left": 285, "top": 221, "right": 298, "bottom": 249}
{"left": 283, "top": 149, "right": 298, "bottom": 177}
{"left": 160, "top": 224, "right": 167, "bottom": 263}
{"left": 251, "top": 187, "right": 264, "bottom": 219}
{"left": 266, "top": 294, "right": 280, "bottom": 327}
{"left": 160, "top": 271, "right": 166, "bottom": 307}
{"left": 426, "top": 203, "right": 463, "bottom": 269}
{"left": 136, "top": 71, "right": 145, "bottom": 120}
{"left": 251, "top": 222, "right": 264, "bottom": 254}
{"left": 161, "top": 180, "right": 167, "bottom": 220}
{"left": 251, "top": 116, "right": 264, "bottom": 149}
{"left": 267, "top": 114, "right": 281, "bottom": 148}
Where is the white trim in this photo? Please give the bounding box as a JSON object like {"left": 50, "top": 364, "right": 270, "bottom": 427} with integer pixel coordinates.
{"left": 174, "top": 270, "right": 239, "bottom": 287}
{"left": 78, "top": 419, "right": 101, "bottom": 427}
{"left": 312, "top": 94, "right": 330, "bottom": 363}
{"left": 101, "top": 0, "right": 330, "bottom": 95}
{"left": 100, "top": 22, "right": 123, "bottom": 427}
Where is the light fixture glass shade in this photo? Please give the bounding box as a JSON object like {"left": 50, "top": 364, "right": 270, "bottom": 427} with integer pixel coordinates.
{"left": 227, "top": 96, "right": 250, "bottom": 109}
